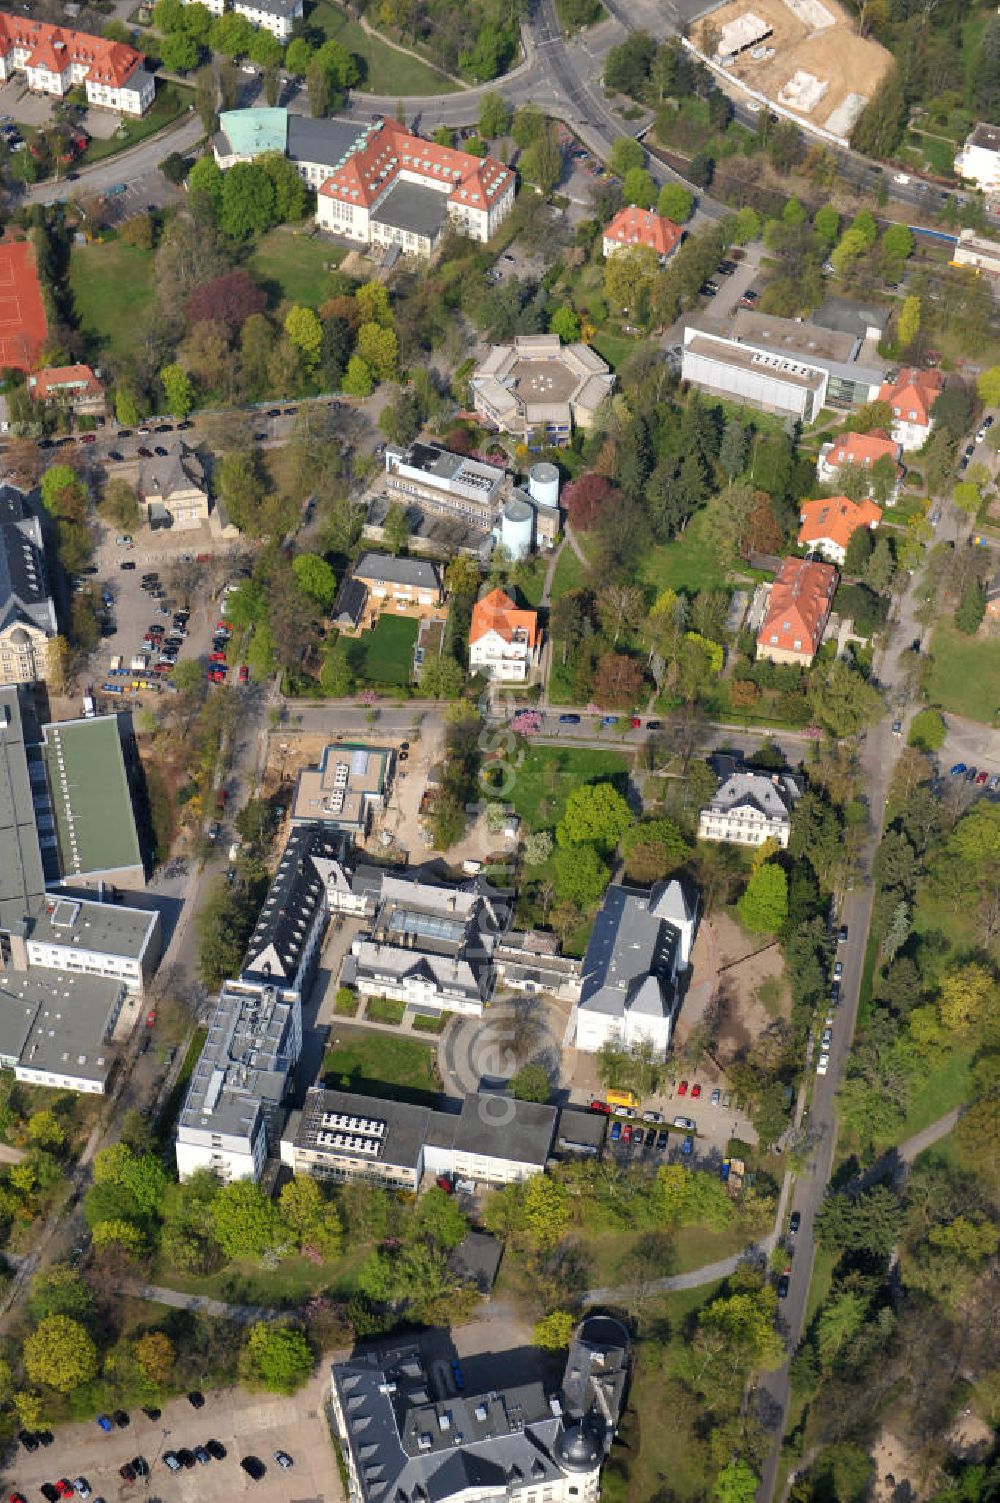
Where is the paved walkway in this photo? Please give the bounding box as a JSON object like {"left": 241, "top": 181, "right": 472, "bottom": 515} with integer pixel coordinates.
{"left": 117, "top": 1278, "right": 278, "bottom": 1324}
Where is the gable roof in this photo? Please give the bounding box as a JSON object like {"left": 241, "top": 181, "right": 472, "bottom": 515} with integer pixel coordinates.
{"left": 0, "top": 483, "right": 56, "bottom": 640}
{"left": 603, "top": 206, "right": 683, "bottom": 258}
{"left": 318, "top": 116, "right": 513, "bottom": 217}
{"left": 0, "top": 13, "right": 144, "bottom": 87}
{"left": 758, "top": 557, "right": 837, "bottom": 655}
{"left": 798, "top": 495, "right": 882, "bottom": 552}
{"left": 470, "top": 587, "right": 538, "bottom": 649}
{"left": 138, "top": 445, "right": 204, "bottom": 502}
{"left": 821, "top": 429, "right": 900, "bottom": 471}
{"left": 877, "top": 366, "right": 945, "bottom": 428}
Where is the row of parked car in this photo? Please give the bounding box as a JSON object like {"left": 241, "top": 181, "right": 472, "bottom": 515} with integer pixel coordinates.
{"left": 949, "top": 764, "right": 999, "bottom": 788}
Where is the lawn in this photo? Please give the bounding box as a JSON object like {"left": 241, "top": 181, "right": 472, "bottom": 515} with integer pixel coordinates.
{"left": 322, "top": 1030, "right": 439, "bottom": 1104}
{"left": 157, "top": 1246, "right": 371, "bottom": 1305}
{"left": 590, "top": 330, "right": 639, "bottom": 371}
{"left": 640, "top": 511, "right": 730, "bottom": 595}
{"left": 886, "top": 1044, "right": 975, "bottom": 1149}
{"left": 497, "top": 745, "right": 630, "bottom": 830}
{"left": 365, "top": 995, "right": 406, "bottom": 1025}
{"left": 345, "top": 614, "right": 418, "bottom": 686}
{"left": 550, "top": 543, "right": 587, "bottom": 596}
{"left": 79, "top": 83, "right": 194, "bottom": 165}
{"left": 249, "top": 227, "right": 345, "bottom": 307}
{"left": 307, "top": 0, "right": 458, "bottom": 93}
{"left": 580, "top": 1220, "right": 748, "bottom": 1286}
{"left": 69, "top": 241, "right": 155, "bottom": 362}
{"left": 925, "top": 622, "right": 1000, "bottom": 723}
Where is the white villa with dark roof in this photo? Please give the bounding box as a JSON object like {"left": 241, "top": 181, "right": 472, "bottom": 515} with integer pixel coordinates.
{"left": 698, "top": 769, "right": 799, "bottom": 848}
{"left": 574, "top": 880, "right": 697, "bottom": 1058}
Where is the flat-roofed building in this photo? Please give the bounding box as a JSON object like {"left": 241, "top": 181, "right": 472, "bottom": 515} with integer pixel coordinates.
{"left": 681, "top": 311, "right": 884, "bottom": 423}
{"left": 0, "top": 686, "right": 48, "bottom": 933}
{"left": 175, "top": 977, "right": 301, "bottom": 1182}
{"left": 291, "top": 743, "right": 393, "bottom": 838}
{"left": 384, "top": 440, "right": 508, "bottom": 528}
{"left": 471, "top": 336, "right": 615, "bottom": 446}
{"left": 951, "top": 227, "right": 1000, "bottom": 277}
{"left": 282, "top": 1085, "right": 557, "bottom": 1187}
{"left": 0, "top": 966, "right": 124, "bottom": 1093}
{"left": 41, "top": 714, "right": 145, "bottom": 887}
{"left": 24, "top": 894, "right": 160, "bottom": 993}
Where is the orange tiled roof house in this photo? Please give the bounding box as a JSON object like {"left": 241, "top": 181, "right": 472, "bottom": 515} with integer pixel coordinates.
{"left": 797, "top": 495, "right": 882, "bottom": 567}
{"left": 877, "top": 366, "right": 945, "bottom": 452}
{"left": 469, "top": 588, "right": 539, "bottom": 683}
{"left": 756, "top": 558, "right": 837, "bottom": 668}
{"left": 0, "top": 13, "right": 153, "bottom": 114}
{"left": 815, "top": 429, "right": 903, "bottom": 499}
{"left": 602, "top": 206, "right": 683, "bottom": 263}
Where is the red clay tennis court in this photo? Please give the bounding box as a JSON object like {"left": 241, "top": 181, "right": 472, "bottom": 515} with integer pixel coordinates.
{"left": 0, "top": 241, "right": 47, "bottom": 372}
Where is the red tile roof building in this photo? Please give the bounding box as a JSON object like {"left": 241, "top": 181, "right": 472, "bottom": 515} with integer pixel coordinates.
{"left": 877, "top": 366, "right": 945, "bottom": 452}
{"left": 0, "top": 240, "right": 47, "bottom": 373}
{"left": 756, "top": 557, "right": 837, "bottom": 667}
{"left": 0, "top": 13, "right": 153, "bottom": 115}
{"left": 602, "top": 206, "right": 683, "bottom": 262}
{"left": 797, "top": 495, "right": 882, "bottom": 566}
{"left": 28, "top": 364, "right": 105, "bottom": 414}
{"left": 815, "top": 429, "right": 902, "bottom": 492}
{"left": 317, "top": 117, "right": 515, "bottom": 257}
{"left": 470, "top": 587, "right": 540, "bottom": 682}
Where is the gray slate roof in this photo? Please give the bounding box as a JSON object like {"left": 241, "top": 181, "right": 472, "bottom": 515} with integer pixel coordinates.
{"left": 242, "top": 823, "right": 345, "bottom": 983}
{"left": 286, "top": 113, "right": 369, "bottom": 169}
{"left": 354, "top": 552, "right": 440, "bottom": 591}
{"left": 706, "top": 770, "right": 797, "bottom": 822}
{"left": 578, "top": 882, "right": 693, "bottom": 1024}
{"left": 0, "top": 483, "right": 56, "bottom": 639}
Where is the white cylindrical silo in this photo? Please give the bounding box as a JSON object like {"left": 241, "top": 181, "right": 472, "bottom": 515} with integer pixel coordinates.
{"left": 528, "top": 461, "right": 559, "bottom": 509}
{"left": 500, "top": 495, "right": 535, "bottom": 560}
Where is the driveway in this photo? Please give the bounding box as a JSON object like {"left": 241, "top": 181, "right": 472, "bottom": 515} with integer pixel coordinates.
{"left": 3, "top": 1372, "right": 342, "bottom": 1503}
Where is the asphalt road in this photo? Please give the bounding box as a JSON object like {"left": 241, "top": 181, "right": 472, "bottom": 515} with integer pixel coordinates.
{"left": 755, "top": 491, "right": 970, "bottom": 1502}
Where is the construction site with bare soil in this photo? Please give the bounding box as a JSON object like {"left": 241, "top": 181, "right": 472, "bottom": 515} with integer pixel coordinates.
{"left": 694, "top": 0, "right": 894, "bottom": 142}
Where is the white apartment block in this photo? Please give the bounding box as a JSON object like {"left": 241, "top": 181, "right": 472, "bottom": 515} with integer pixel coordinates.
{"left": 232, "top": 0, "right": 302, "bottom": 39}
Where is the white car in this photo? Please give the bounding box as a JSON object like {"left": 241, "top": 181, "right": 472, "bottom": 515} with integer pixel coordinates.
{"left": 73, "top": 1481, "right": 92, "bottom": 1500}
{"left": 274, "top": 1452, "right": 293, "bottom": 1470}
{"left": 816, "top": 1052, "right": 830, "bottom": 1076}
{"left": 821, "top": 1028, "right": 833, "bottom": 1048}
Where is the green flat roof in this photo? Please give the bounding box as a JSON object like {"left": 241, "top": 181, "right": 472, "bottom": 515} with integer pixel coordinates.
{"left": 42, "top": 716, "right": 142, "bottom": 879}
{"left": 219, "top": 107, "right": 287, "bottom": 158}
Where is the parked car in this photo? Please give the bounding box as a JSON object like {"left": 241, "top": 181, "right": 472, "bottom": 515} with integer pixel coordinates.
{"left": 590, "top": 1099, "right": 610, "bottom": 1114}
{"left": 673, "top": 1115, "right": 696, "bottom": 1131}
{"left": 681, "top": 1134, "right": 694, "bottom": 1156}
{"left": 739, "top": 288, "right": 759, "bottom": 307}
{"left": 240, "top": 1457, "right": 266, "bottom": 1481}
{"left": 610, "top": 1121, "right": 621, "bottom": 1142}
{"left": 966, "top": 766, "right": 979, "bottom": 782}
{"left": 187, "top": 1391, "right": 205, "bottom": 1409}
{"left": 833, "top": 961, "right": 843, "bottom": 980}
{"left": 950, "top": 762, "right": 967, "bottom": 776}
{"left": 789, "top": 1211, "right": 801, "bottom": 1235}
{"left": 96, "top": 1417, "right": 112, "bottom": 1433}
{"left": 816, "top": 1051, "right": 830, "bottom": 1076}
{"left": 194, "top": 1447, "right": 211, "bottom": 1465}
{"left": 976, "top": 770, "right": 989, "bottom": 785}
{"left": 777, "top": 1271, "right": 791, "bottom": 1298}
{"left": 274, "top": 1452, "right": 294, "bottom": 1470}
{"left": 710, "top": 1088, "right": 721, "bottom": 1106}
{"left": 656, "top": 1130, "right": 668, "bottom": 1149}
{"left": 162, "top": 1453, "right": 181, "bottom": 1473}
{"left": 19, "top": 1432, "right": 39, "bottom": 1452}
{"left": 558, "top": 713, "right": 581, "bottom": 724}
{"left": 691, "top": 1083, "right": 702, "bottom": 1098}
{"left": 130, "top": 1458, "right": 148, "bottom": 1478}
{"left": 838, "top": 924, "right": 848, "bottom": 944}
{"left": 205, "top": 1441, "right": 226, "bottom": 1461}
{"left": 622, "top": 1123, "right": 633, "bottom": 1143}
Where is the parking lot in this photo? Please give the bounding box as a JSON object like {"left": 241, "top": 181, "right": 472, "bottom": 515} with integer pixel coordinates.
{"left": 84, "top": 526, "right": 239, "bottom": 717}
{"left": 4, "top": 1373, "right": 342, "bottom": 1503}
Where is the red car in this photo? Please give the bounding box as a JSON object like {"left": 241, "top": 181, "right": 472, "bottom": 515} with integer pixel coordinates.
{"left": 208, "top": 668, "right": 226, "bottom": 683}
{"left": 208, "top": 651, "right": 227, "bottom": 664}
{"left": 691, "top": 1083, "right": 702, "bottom": 1099}
{"left": 10, "top": 1492, "right": 27, "bottom": 1503}
{"left": 237, "top": 664, "right": 249, "bottom": 684}
{"left": 630, "top": 716, "right": 641, "bottom": 729}
{"left": 589, "top": 1099, "right": 610, "bottom": 1114}
{"left": 146, "top": 1010, "right": 156, "bottom": 1027}
{"left": 56, "top": 1483, "right": 74, "bottom": 1499}
{"left": 975, "top": 770, "right": 989, "bottom": 785}
{"left": 622, "top": 1124, "right": 632, "bottom": 1143}
{"left": 215, "top": 619, "right": 233, "bottom": 632}
{"left": 435, "top": 1176, "right": 454, "bottom": 1193}
{"left": 678, "top": 1080, "right": 688, "bottom": 1096}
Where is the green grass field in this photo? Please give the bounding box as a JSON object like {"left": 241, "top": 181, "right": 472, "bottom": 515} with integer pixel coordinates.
{"left": 925, "top": 622, "right": 1000, "bottom": 723}
{"left": 70, "top": 241, "right": 155, "bottom": 362}
{"left": 249, "top": 228, "right": 345, "bottom": 307}
{"left": 323, "top": 1030, "right": 438, "bottom": 1104}
{"left": 365, "top": 995, "right": 406, "bottom": 1025}
{"left": 640, "top": 511, "right": 730, "bottom": 595}
{"left": 307, "top": 0, "right": 458, "bottom": 93}
{"left": 591, "top": 330, "right": 639, "bottom": 371}
{"left": 345, "top": 614, "right": 418, "bottom": 686}
{"left": 499, "top": 745, "right": 630, "bottom": 830}
{"left": 551, "top": 543, "right": 587, "bottom": 596}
